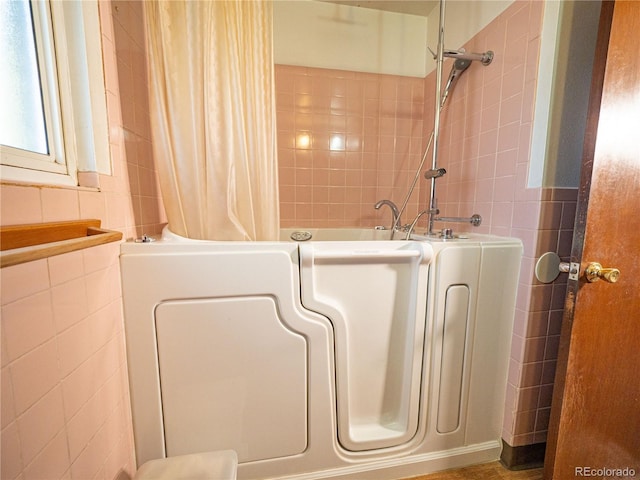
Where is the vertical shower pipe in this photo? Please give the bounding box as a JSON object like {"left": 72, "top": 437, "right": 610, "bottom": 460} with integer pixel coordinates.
{"left": 428, "top": 0, "right": 447, "bottom": 236}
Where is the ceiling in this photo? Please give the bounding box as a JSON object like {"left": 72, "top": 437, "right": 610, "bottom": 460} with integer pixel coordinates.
{"left": 318, "top": 1, "right": 439, "bottom": 17}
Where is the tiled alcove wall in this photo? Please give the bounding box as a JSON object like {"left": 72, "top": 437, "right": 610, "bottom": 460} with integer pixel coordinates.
{"left": 275, "top": 0, "right": 578, "bottom": 448}
{"left": 420, "top": 1, "right": 578, "bottom": 447}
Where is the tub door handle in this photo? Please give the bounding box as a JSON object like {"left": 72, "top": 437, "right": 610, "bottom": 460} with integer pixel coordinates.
{"left": 312, "top": 249, "right": 421, "bottom": 261}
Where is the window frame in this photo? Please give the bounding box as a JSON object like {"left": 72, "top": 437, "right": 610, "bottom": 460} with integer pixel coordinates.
{"left": 1, "top": 0, "right": 70, "bottom": 179}
{"left": 1, "top": 0, "right": 111, "bottom": 187}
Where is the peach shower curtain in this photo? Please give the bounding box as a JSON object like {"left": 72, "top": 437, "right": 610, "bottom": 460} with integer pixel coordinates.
{"left": 144, "top": 1, "right": 279, "bottom": 240}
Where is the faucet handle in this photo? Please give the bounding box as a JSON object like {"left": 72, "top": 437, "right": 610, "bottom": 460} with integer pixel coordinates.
{"left": 441, "top": 228, "right": 454, "bottom": 239}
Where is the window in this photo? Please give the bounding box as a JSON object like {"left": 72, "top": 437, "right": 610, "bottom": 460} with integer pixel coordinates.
{"left": 0, "top": 0, "right": 110, "bottom": 187}
{"left": 1, "top": 1, "right": 68, "bottom": 178}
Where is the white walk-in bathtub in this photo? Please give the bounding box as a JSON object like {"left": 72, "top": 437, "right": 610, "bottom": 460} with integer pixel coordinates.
{"left": 120, "top": 227, "right": 522, "bottom": 480}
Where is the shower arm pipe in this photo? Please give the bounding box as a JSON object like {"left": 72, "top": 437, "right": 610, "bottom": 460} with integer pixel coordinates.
{"left": 442, "top": 49, "right": 494, "bottom": 66}
{"left": 389, "top": 43, "right": 458, "bottom": 239}
{"left": 428, "top": 0, "right": 447, "bottom": 236}
{"left": 389, "top": 131, "right": 435, "bottom": 239}
{"left": 432, "top": 0, "right": 446, "bottom": 174}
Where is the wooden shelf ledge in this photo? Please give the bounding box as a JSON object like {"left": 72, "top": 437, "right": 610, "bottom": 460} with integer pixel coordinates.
{"left": 1, "top": 219, "right": 123, "bottom": 268}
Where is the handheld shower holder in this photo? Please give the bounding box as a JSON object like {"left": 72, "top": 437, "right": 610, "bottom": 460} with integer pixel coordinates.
{"left": 424, "top": 168, "right": 447, "bottom": 179}
{"left": 442, "top": 48, "right": 494, "bottom": 66}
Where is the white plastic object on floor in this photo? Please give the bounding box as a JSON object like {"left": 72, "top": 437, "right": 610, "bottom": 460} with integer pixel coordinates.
{"left": 134, "top": 451, "right": 238, "bottom": 480}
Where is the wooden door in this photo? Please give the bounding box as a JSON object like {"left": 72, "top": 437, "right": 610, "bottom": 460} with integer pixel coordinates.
{"left": 545, "top": 1, "right": 640, "bottom": 477}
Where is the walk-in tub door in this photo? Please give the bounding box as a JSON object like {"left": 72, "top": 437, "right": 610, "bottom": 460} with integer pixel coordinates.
{"left": 299, "top": 241, "right": 432, "bottom": 451}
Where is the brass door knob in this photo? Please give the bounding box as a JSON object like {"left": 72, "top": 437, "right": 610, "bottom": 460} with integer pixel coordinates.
{"left": 584, "top": 262, "right": 621, "bottom": 283}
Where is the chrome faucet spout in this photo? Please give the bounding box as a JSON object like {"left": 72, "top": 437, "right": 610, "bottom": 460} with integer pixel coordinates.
{"left": 374, "top": 200, "right": 401, "bottom": 231}
{"left": 405, "top": 210, "right": 430, "bottom": 240}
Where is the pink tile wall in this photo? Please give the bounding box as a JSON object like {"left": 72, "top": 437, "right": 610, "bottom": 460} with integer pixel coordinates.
{"left": 275, "top": 65, "right": 426, "bottom": 228}
{"left": 427, "top": 0, "right": 544, "bottom": 239}
{"left": 503, "top": 187, "right": 577, "bottom": 446}
{"left": 1, "top": 1, "right": 162, "bottom": 477}
{"left": 106, "top": 0, "right": 166, "bottom": 238}
{"left": 1, "top": 248, "right": 133, "bottom": 480}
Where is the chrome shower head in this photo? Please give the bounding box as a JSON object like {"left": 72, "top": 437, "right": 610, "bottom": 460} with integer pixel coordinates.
{"left": 440, "top": 58, "right": 472, "bottom": 108}
{"left": 451, "top": 58, "right": 472, "bottom": 76}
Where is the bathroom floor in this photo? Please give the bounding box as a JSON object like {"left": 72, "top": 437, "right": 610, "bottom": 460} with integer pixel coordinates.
{"left": 404, "top": 462, "right": 543, "bottom": 480}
